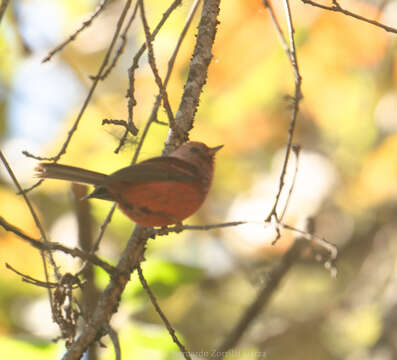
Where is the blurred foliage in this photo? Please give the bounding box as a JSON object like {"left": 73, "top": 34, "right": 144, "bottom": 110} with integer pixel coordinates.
{"left": 1, "top": 0, "right": 397, "bottom": 359}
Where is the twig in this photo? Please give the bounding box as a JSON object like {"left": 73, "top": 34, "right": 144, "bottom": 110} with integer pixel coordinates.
{"left": 42, "top": 0, "right": 110, "bottom": 62}
{"left": 262, "top": 0, "right": 291, "bottom": 61}
{"left": 279, "top": 144, "right": 300, "bottom": 221}
{"left": 138, "top": 0, "right": 176, "bottom": 130}
{"left": 153, "top": 221, "right": 248, "bottom": 235}
{"left": 0, "top": 215, "right": 40, "bottom": 243}
{"left": 17, "top": 177, "right": 44, "bottom": 194}
{"left": 152, "top": 220, "right": 337, "bottom": 265}
{"left": 137, "top": 265, "right": 192, "bottom": 360}
{"left": 76, "top": 203, "right": 117, "bottom": 278}
{"left": 92, "top": 203, "right": 117, "bottom": 253}
{"left": 62, "top": 2, "right": 221, "bottom": 358}
{"left": 302, "top": 0, "right": 397, "bottom": 34}
{"left": 104, "top": 324, "right": 121, "bottom": 360}
{"left": 121, "top": 0, "right": 182, "bottom": 153}
{"left": 280, "top": 222, "right": 337, "bottom": 268}
{"left": 6, "top": 264, "right": 84, "bottom": 292}
{"left": 213, "top": 239, "right": 308, "bottom": 357}
{"left": 130, "top": 0, "right": 202, "bottom": 164}
{"left": 97, "top": 1, "right": 140, "bottom": 80}
{"left": 102, "top": 118, "right": 139, "bottom": 134}
{"left": 0, "top": 216, "right": 117, "bottom": 276}
{"left": 24, "top": 0, "right": 137, "bottom": 169}
{"left": 265, "top": 0, "right": 302, "bottom": 224}
{"left": 5, "top": 263, "right": 58, "bottom": 288}
{"left": 165, "top": 0, "right": 202, "bottom": 87}
{"left": 0, "top": 150, "right": 57, "bottom": 313}
{"left": 0, "top": 0, "right": 10, "bottom": 24}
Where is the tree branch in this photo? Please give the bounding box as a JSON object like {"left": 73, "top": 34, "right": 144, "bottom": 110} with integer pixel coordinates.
{"left": 164, "top": 0, "right": 221, "bottom": 153}
{"left": 302, "top": 0, "right": 397, "bottom": 34}
{"left": 62, "top": 1, "right": 221, "bottom": 358}
{"left": 213, "top": 239, "right": 307, "bottom": 357}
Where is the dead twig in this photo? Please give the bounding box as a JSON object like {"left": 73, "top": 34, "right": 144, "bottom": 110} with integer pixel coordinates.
{"left": 137, "top": 264, "right": 192, "bottom": 360}
{"left": 302, "top": 0, "right": 397, "bottom": 34}
{"left": 265, "top": 0, "right": 303, "bottom": 239}
{"left": 42, "top": 0, "right": 110, "bottom": 62}
{"left": 120, "top": 0, "right": 182, "bottom": 153}
{"left": 0, "top": 216, "right": 117, "bottom": 276}
{"left": 138, "top": 0, "right": 176, "bottom": 130}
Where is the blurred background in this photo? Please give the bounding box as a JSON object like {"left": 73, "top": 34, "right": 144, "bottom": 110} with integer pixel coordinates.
{"left": 1, "top": 0, "right": 397, "bottom": 359}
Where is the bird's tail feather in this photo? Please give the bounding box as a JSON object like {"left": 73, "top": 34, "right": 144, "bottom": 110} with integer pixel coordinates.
{"left": 35, "top": 163, "right": 108, "bottom": 185}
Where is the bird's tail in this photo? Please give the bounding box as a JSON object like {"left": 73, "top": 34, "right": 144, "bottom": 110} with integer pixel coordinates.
{"left": 35, "top": 163, "right": 108, "bottom": 185}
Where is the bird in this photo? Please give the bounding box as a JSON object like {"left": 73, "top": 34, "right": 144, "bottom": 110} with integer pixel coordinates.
{"left": 35, "top": 141, "right": 223, "bottom": 226}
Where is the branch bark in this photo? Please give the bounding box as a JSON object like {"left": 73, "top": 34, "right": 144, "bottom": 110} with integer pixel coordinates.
{"left": 164, "top": 0, "right": 221, "bottom": 153}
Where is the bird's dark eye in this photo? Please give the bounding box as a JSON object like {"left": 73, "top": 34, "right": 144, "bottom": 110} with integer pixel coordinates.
{"left": 189, "top": 147, "right": 200, "bottom": 153}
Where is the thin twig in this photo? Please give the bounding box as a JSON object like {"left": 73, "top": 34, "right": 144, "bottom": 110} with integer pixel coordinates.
{"left": 42, "top": 0, "right": 110, "bottom": 62}
{"left": 6, "top": 263, "right": 51, "bottom": 287}
{"left": 120, "top": 0, "right": 182, "bottom": 153}
{"left": 265, "top": 0, "right": 302, "bottom": 224}
{"left": 97, "top": 1, "right": 140, "bottom": 80}
{"left": 92, "top": 204, "right": 117, "bottom": 253}
{"left": 213, "top": 239, "right": 308, "bottom": 357}
{"left": 153, "top": 221, "right": 248, "bottom": 235}
{"left": 302, "top": 0, "right": 397, "bottom": 34}
{"left": 151, "top": 220, "right": 337, "bottom": 264}
{"left": 77, "top": 203, "right": 116, "bottom": 277}
{"left": 5, "top": 263, "right": 77, "bottom": 288}
{"left": 137, "top": 265, "right": 192, "bottom": 360}
{"left": 138, "top": 0, "right": 176, "bottom": 130}
{"left": 0, "top": 150, "right": 57, "bottom": 311}
{"left": 17, "top": 177, "right": 44, "bottom": 194}
{"left": 262, "top": 0, "right": 291, "bottom": 61}
{"left": 0, "top": 0, "right": 10, "bottom": 24}
{"left": 104, "top": 324, "right": 121, "bottom": 360}
{"left": 0, "top": 150, "right": 59, "bottom": 268}
{"left": 130, "top": 0, "right": 201, "bottom": 164}
{"left": 280, "top": 222, "right": 337, "bottom": 267}
{"left": 280, "top": 144, "right": 300, "bottom": 221}
{"left": 165, "top": 0, "right": 202, "bottom": 87}
{"left": 0, "top": 216, "right": 117, "bottom": 276}
{"left": 102, "top": 118, "right": 139, "bottom": 134}
{"left": 23, "top": 0, "right": 137, "bottom": 168}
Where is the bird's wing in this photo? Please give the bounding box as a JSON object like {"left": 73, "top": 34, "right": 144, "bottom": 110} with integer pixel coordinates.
{"left": 107, "top": 156, "right": 199, "bottom": 184}
{"left": 86, "top": 157, "right": 200, "bottom": 202}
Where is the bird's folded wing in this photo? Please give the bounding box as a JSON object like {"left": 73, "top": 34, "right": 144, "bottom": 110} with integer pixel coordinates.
{"left": 107, "top": 156, "right": 199, "bottom": 184}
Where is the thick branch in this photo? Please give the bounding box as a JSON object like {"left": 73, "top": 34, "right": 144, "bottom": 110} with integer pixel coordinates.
{"left": 164, "top": 0, "right": 221, "bottom": 153}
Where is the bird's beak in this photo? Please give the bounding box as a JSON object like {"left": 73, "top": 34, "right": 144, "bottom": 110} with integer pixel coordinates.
{"left": 208, "top": 145, "right": 224, "bottom": 155}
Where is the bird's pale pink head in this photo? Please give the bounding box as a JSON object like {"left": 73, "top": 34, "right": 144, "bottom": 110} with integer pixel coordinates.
{"left": 170, "top": 141, "right": 223, "bottom": 165}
